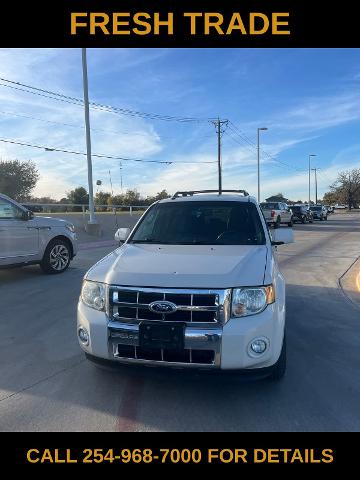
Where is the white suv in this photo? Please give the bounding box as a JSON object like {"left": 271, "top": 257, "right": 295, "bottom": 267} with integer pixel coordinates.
{"left": 0, "top": 193, "right": 77, "bottom": 274}
{"left": 77, "top": 190, "right": 293, "bottom": 380}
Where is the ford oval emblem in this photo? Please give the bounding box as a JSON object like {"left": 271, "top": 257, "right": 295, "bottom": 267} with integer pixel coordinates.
{"left": 149, "top": 301, "right": 177, "bottom": 314}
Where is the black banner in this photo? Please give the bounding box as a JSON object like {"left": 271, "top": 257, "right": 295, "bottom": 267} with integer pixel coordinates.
{"left": 2, "top": 0, "right": 360, "bottom": 47}
{"left": 0, "top": 432, "right": 357, "bottom": 472}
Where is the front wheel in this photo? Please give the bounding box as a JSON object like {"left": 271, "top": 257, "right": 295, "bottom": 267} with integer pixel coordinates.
{"left": 288, "top": 218, "right": 293, "bottom": 227}
{"left": 273, "top": 217, "right": 281, "bottom": 229}
{"left": 269, "top": 335, "right": 286, "bottom": 381}
{"left": 40, "top": 238, "right": 71, "bottom": 274}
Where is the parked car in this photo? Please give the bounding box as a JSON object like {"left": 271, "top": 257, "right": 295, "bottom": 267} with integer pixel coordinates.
{"left": 0, "top": 193, "right": 77, "bottom": 273}
{"left": 260, "top": 202, "right": 293, "bottom": 228}
{"left": 310, "top": 205, "right": 328, "bottom": 221}
{"left": 291, "top": 205, "right": 314, "bottom": 224}
{"left": 78, "top": 189, "right": 294, "bottom": 380}
{"left": 324, "top": 205, "right": 334, "bottom": 214}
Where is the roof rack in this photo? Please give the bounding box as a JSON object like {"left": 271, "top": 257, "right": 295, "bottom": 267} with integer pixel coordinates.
{"left": 172, "top": 189, "right": 249, "bottom": 199}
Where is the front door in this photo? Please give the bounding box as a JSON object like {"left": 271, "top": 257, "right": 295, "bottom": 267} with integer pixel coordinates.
{"left": 0, "top": 198, "right": 39, "bottom": 265}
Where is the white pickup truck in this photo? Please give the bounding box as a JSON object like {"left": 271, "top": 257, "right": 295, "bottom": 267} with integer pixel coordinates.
{"left": 260, "top": 202, "right": 293, "bottom": 228}
{"left": 77, "top": 190, "right": 293, "bottom": 380}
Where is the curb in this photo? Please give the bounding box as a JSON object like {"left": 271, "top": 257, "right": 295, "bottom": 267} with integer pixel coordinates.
{"left": 338, "top": 256, "right": 360, "bottom": 310}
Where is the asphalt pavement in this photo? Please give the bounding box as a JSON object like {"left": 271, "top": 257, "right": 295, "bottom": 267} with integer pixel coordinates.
{"left": 0, "top": 213, "right": 359, "bottom": 431}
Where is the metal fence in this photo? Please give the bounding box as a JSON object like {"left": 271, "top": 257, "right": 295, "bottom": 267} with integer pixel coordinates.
{"left": 22, "top": 203, "right": 148, "bottom": 215}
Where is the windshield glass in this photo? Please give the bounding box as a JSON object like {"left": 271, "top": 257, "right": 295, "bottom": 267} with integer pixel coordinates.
{"left": 260, "top": 202, "right": 278, "bottom": 210}
{"left": 130, "top": 201, "right": 266, "bottom": 245}
{"left": 310, "top": 206, "right": 322, "bottom": 211}
{"left": 292, "top": 206, "right": 302, "bottom": 212}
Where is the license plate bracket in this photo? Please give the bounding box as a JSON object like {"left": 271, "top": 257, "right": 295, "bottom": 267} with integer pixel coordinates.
{"left": 139, "top": 322, "right": 185, "bottom": 350}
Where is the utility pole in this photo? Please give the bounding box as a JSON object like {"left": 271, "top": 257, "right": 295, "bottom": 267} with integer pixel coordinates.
{"left": 308, "top": 154, "right": 316, "bottom": 205}
{"left": 257, "top": 127, "right": 268, "bottom": 203}
{"left": 81, "top": 48, "right": 99, "bottom": 233}
{"left": 211, "top": 118, "right": 228, "bottom": 194}
{"left": 311, "top": 168, "right": 318, "bottom": 204}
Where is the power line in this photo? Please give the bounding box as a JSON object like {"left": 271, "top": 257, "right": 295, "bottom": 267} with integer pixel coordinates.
{"left": 0, "top": 109, "right": 213, "bottom": 141}
{"left": 0, "top": 137, "right": 217, "bottom": 165}
{"left": 0, "top": 77, "right": 214, "bottom": 124}
{"left": 227, "top": 121, "right": 307, "bottom": 173}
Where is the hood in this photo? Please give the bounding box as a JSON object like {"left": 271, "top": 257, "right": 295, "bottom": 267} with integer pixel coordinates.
{"left": 32, "top": 216, "right": 73, "bottom": 228}
{"left": 85, "top": 244, "right": 268, "bottom": 289}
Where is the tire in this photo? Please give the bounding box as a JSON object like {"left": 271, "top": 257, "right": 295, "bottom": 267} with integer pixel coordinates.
{"left": 273, "top": 216, "right": 281, "bottom": 229}
{"left": 288, "top": 218, "right": 293, "bottom": 227}
{"left": 269, "top": 335, "right": 286, "bottom": 381}
{"left": 309, "top": 218, "right": 313, "bottom": 223}
{"left": 301, "top": 216, "right": 306, "bottom": 224}
{"left": 320, "top": 216, "right": 323, "bottom": 221}
{"left": 40, "top": 238, "right": 71, "bottom": 274}
{"left": 325, "top": 216, "right": 328, "bottom": 221}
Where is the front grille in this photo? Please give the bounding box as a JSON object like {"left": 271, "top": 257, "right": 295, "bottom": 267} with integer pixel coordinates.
{"left": 110, "top": 287, "right": 221, "bottom": 324}
{"left": 116, "top": 344, "right": 215, "bottom": 365}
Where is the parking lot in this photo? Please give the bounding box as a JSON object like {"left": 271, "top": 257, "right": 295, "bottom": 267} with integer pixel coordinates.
{"left": 0, "top": 212, "right": 359, "bottom": 432}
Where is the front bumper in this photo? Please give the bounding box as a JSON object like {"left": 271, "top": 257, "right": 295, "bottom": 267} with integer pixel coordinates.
{"left": 77, "top": 300, "right": 285, "bottom": 371}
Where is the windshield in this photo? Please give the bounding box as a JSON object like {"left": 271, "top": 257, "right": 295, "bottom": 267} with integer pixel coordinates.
{"left": 130, "top": 201, "right": 266, "bottom": 245}
{"left": 260, "top": 202, "right": 278, "bottom": 210}
{"left": 310, "top": 206, "right": 322, "bottom": 211}
{"left": 292, "top": 206, "right": 302, "bottom": 212}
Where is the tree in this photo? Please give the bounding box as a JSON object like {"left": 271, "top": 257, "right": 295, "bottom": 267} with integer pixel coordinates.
{"left": 66, "top": 186, "right": 88, "bottom": 212}
{"left": 146, "top": 189, "right": 171, "bottom": 204}
{"left": 108, "top": 194, "right": 124, "bottom": 206}
{"left": 322, "top": 191, "right": 341, "bottom": 206}
{"left": 95, "top": 191, "right": 112, "bottom": 212}
{"left": 328, "top": 169, "right": 360, "bottom": 210}
{"left": 122, "top": 189, "right": 141, "bottom": 205}
{"left": 0, "top": 159, "right": 39, "bottom": 200}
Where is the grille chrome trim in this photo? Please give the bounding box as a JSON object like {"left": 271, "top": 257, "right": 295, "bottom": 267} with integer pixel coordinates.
{"left": 108, "top": 320, "right": 222, "bottom": 368}
{"left": 113, "top": 301, "right": 218, "bottom": 312}
{"left": 110, "top": 286, "right": 231, "bottom": 325}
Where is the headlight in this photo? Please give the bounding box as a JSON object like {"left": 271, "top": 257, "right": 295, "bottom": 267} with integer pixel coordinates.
{"left": 66, "top": 223, "right": 75, "bottom": 233}
{"left": 81, "top": 280, "right": 106, "bottom": 311}
{"left": 231, "top": 285, "right": 275, "bottom": 317}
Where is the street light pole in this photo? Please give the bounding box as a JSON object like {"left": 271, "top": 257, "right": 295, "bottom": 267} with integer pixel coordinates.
{"left": 81, "top": 48, "right": 97, "bottom": 226}
{"left": 311, "top": 168, "right": 318, "bottom": 204}
{"left": 257, "top": 127, "right": 268, "bottom": 203}
{"left": 308, "top": 154, "right": 316, "bottom": 205}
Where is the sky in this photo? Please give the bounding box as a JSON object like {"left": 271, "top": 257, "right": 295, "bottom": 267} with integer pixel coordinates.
{"left": 0, "top": 48, "right": 360, "bottom": 202}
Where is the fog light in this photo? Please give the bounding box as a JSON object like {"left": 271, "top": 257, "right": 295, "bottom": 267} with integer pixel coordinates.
{"left": 248, "top": 337, "right": 269, "bottom": 357}
{"left": 78, "top": 327, "right": 89, "bottom": 345}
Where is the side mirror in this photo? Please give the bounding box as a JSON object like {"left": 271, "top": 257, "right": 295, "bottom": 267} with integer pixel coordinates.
{"left": 22, "top": 210, "right": 34, "bottom": 221}
{"left": 271, "top": 228, "right": 294, "bottom": 245}
{"left": 115, "top": 227, "right": 130, "bottom": 244}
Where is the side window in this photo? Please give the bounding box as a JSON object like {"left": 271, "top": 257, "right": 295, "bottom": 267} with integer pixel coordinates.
{"left": 0, "top": 199, "right": 24, "bottom": 220}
